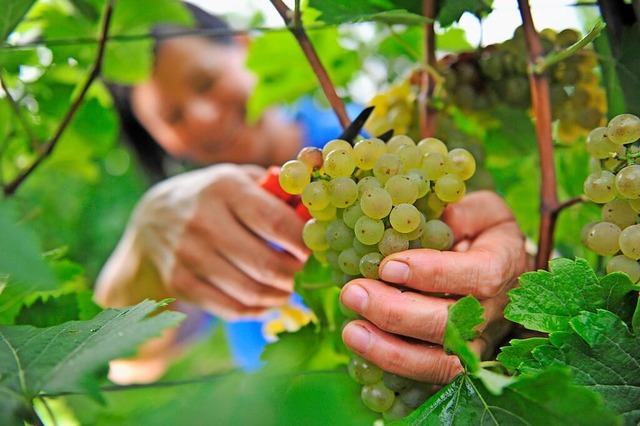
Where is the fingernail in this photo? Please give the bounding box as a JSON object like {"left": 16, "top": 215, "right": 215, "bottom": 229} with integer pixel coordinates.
{"left": 341, "top": 284, "right": 368, "bottom": 312}
{"left": 380, "top": 260, "right": 410, "bottom": 284}
{"left": 344, "top": 324, "right": 371, "bottom": 353}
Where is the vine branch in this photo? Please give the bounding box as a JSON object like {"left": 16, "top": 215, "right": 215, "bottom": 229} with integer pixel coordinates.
{"left": 517, "top": 0, "right": 557, "bottom": 270}
{"left": 419, "top": 0, "right": 437, "bottom": 138}
{"left": 269, "top": 0, "right": 350, "bottom": 129}
{"left": 2, "top": 0, "right": 115, "bottom": 197}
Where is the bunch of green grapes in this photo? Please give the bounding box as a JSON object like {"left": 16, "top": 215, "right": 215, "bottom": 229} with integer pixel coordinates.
{"left": 366, "top": 74, "right": 419, "bottom": 139}
{"left": 582, "top": 113, "right": 640, "bottom": 282}
{"left": 279, "top": 133, "right": 476, "bottom": 419}
{"left": 441, "top": 27, "right": 606, "bottom": 143}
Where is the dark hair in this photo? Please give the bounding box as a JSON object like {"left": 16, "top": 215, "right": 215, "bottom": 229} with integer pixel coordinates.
{"left": 106, "top": 2, "right": 234, "bottom": 182}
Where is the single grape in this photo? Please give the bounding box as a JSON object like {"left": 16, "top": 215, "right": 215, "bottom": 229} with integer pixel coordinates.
{"left": 587, "top": 221, "right": 621, "bottom": 256}
{"left": 607, "top": 113, "right": 640, "bottom": 145}
{"left": 385, "top": 175, "right": 419, "bottom": 205}
{"left": 361, "top": 381, "right": 395, "bottom": 413}
{"left": 398, "top": 382, "right": 434, "bottom": 409}
{"left": 297, "top": 146, "right": 324, "bottom": 171}
{"left": 360, "top": 187, "right": 393, "bottom": 220}
{"left": 378, "top": 228, "right": 410, "bottom": 256}
{"left": 386, "top": 134, "right": 416, "bottom": 153}
{"left": 389, "top": 203, "right": 422, "bottom": 233}
{"left": 338, "top": 248, "right": 362, "bottom": 276}
{"left": 406, "top": 168, "right": 431, "bottom": 198}
{"left": 302, "top": 219, "right": 329, "bottom": 251}
{"left": 396, "top": 145, "right": 423, "bottom": 169}
{"left": 382, "top": 372, "right": 413, "bottom": 392}
{"left": 309, "top": 203, "right": 338, "bottom": 221}
{"left": 328, "top": 176, "right": 358, "bottom": 207}
{"left": 301, "top": 180, "right": 330, "bottom": 210}
{"left": 422, "top": 151, "right": 448, "bottom": 180}
{"left": 383, "top": 398, "right": 413, "bottom": 421}
{"left": 279, "top": 160, "right": 311, "bottom": 194}
{"left": 417, "top": 137, "right": 448, "bottom": 155}
{"left": 619, "top": 223, "right": 640, "bottom": 259}
{"left": 359, "top": 252, "right": 384, "bottom": 279}
{"left": 583, "top": 170, "right": 617, "bottom": 203}
{"left": 606, "top": 255, "right": 640, "bottom": 282}
{"left": 446, "top": 148, "right": 476, "bottom": 181}
{"left": 348, "top": 355, "right": 385, "bottom": 385}
{"left": 373, "top": 153, "right": 404, "bottom": 185}
{"left": 580, "top": 221, "right": 597, "bottom": 249}
{"left": 615, "top": 164, "right": 640, "bottom": 199}
{"left": 326, "top": 219, "right": 355, "bottom": 251}
{"left": 435, "top": 173, "right": 466, "bottom": 203}
{"left": 403, "top": 212, "right": 427, "bottom": 240}
{"left": 601, "top": 199, "right": 638, "bottom": 229}
{"left": 357, "top": 176, "right": 382, "bottom": 197}
{"left": 354, "top": 215, "right": 385, "bottom": 245}
{"left": 343, "top": 201, "right": 365, "bottom": 228}
{"left": 353, "top": 138, "right": 387, "bottom": 170}
{"left": 421, "top": 219, "right": 454, "bottom": 250}
{"left": 324, "top": 149, "right": 356, "bottom": 178}
{"left": 322, "top": 139, "right": 352, "bottom": 159}
{"left": 585, "top": 127, "right": 619, "bottom": 159}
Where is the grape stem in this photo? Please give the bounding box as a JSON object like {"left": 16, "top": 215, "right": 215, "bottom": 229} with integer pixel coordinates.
{"left": 269, "top": 0, "right": 351, "bottom": 130}
{"left": 2, "top": 0, "right": 115, "bottom": 198}
{"left": 517, "top": 0, "right": 558, "bottom": 270}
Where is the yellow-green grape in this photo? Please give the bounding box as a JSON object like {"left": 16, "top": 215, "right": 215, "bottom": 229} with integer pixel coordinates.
{"left": 386, "top": 134, "right": 416, "bottom": 153}
{"left": 354, "top": 215, "right": 385, "bottom": 245}
{"left": 586, "top": 221, "right": 621, "bottom": 256}
{"left": 309, "top": 203, "right": 337, "bottom": 221}
{"left": 389, "top": 203, "right": 422, "bottom": 233}
{"left": 585, "top": 127, "right": 619, "bottom": 159}
{"left": 353, "top": 138, "right": 387, "bottom": 170}
{"left": 328, "top": 176, "right": 358, "bottom": 208}
{"left": 378, "top": 228, "right": 410, "bottom": 256}
{"left": 343, "top": 201, "right": 365, "bottom": 228}
{"left": 607, "top": 113, "right": 640, "bottom": 145}
{"left": 359, "top": 251, "right": 384, "bottom": 279}
{"left": 414, "top": 192, "right": 448, "bottom": 219}
{"left": 302, "top": 219, "right": 329, "bottom": 251}
{"left": 446, "top": 148, "right": 476, "bottom": 181}
{"left": 385, "top": 175, "right": 419, "bottom": 205}
{"left": 619, "top": 224, "right": 640, "bottom": 259}
{"left": 326, "top": 219, "right": 355, "bottom": 251}
{"left": 373, "top": 153, "right": 404, "bottom": 185}
{"left": 396, "top": 145, "right": 423, "bottom": 169}
{"left": 422, "top": 151, "right": 449, "bottom": 180}
{"left": 421, "top": 219, "right": 454, "bottom": 250}
{"left": 357, "top": 176, "right": 382, "bottom": 197}
{"left": 322, "top": 139, "right": 352, "bottom": 159}
{"left": 360, "top": 187, "right": 393, "bottom": 220}
{"left": 606, "top": 254, "right": 640, "bottom": 282}
{"left": 301, "top": 180, "right": 330, "bottom": 210}
{"left": 324, "top": 149, "right": 356, "bottom": 178}
{"left": 279, "top": 160, "right": 311, "bottom": 194}
{"left": 601, "top": 199, "right": 638, "bottom": 229}
{"left": 417, "top": 137, "right": 448, "bottom": 155}
{"left": 352, "top": 237, "right": 378, "bottom": 256}
{"left": 580, "top": 221, "right": 597, "bottom": 249}
{"left": 297, "top": 146, "right": 324, "bottom": 172}
{"left": 630, "top": 198, "right": 640, "bottom": 213}
{"left": 435, "top": 173, "right": 466, "bottom": 203}
{"left": 403, "top": 213, "right": 427, "bottom": 240}
{"left": 338, "top": 248, "right": 362, "bottom": 276}
{"left": 583, "top": 170, "right": 617, "bottom": 203}
{"left": 615, "top": 165, "right": 640, "bottom": 199}
{"left": 348, "top": 354, "right": 384, "bottom": 385}
{"left": 406, "top": 169, "right": 430, "bottom": 198}
{"left": 361, "top": 382, "right": 395, "bottom": 413}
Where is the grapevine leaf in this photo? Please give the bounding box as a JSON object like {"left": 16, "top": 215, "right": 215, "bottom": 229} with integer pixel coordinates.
{"left": 505, "top": 258, "right": 639, "bottom": 333}
{"left": 437, "top": 0, "right": 493, "bottom": 27}
{"left": 62, "top": 370, "right": 378, "bottom": 426}
{"left": 0, "top": 299, "right": 183, "bottom": 423}
{"left": 633, "top": 295, "right": 640, "bottom": 334}
{"left": 0, "top": 0, "right": 35, "bottom": 41}
{"left": 526, "top": 310, "right": 640, "bottom": 425}
{"left": 443, "top": 295, "right": 483, "bottom": 373}
{"left": 496, "top": 337, "right": 549, "bottom": 371}
{"left": 308, "top": 0, "right": 425, "bottom": 25}
{"left": 396, "top": 368, "right": 618, "bottom": 426}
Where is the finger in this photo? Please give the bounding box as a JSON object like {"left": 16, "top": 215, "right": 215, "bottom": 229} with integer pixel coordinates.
{"left": 183, "top": 205, "right": 303, "bottom": 293}
{"left": 227, "top": 182, "right": 310, "bottom": 262}
{"left": 341, "top": 279, "right": 510, "bottom": 344}
{"left": 169, "top": 267, "right": 269, "bottom": 321}
{"left": 342, "top": 320, "right": 463, "bottom": 385}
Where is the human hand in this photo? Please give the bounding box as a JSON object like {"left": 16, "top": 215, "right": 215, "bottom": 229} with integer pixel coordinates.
{"left": 340, "top": 190, "right": 528, "bottom": 385}
{"left": 94, "top": 163, "right": 310, "bottom": 320}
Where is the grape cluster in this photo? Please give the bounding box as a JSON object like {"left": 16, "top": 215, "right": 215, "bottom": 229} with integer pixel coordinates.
{"left": 441, "top": 27, "right": 606, "bottom": 143}
{"left": 582, "top": 113, "right": 640, "bottom": 282}
{"left": 366, "top": 74, "right": 419, "bottom": 138}
{"left": 279, "top": 133, "right": 476, "bottom": 418}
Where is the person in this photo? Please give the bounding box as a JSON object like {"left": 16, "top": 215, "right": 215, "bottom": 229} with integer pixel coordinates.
{"left": 95, "top": 2, "right": 529, "bottom": 385}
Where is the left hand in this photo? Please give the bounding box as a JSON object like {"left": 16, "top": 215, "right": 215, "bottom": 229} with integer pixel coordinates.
{"left": 340, "top": 190, "right": 529, "bottom": 385}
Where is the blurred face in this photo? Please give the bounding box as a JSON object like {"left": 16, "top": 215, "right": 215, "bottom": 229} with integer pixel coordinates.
{"left": 130, "top": 36, "right": 263, "bottom": 165}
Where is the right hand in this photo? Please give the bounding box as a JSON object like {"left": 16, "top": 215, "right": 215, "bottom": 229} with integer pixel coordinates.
{"left": 94, "top": 163, "right": 310, "bottom": 320}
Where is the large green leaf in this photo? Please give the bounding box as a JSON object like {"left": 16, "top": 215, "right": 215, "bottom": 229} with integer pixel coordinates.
{"left": 0, "top": 300, "right": 183, "bottom": 424}
{"left": 397, "top": 368, "right": 618, "bottom": 425}
{"left": 526, "top": 309, "right": 640, "bottom": 425}
{"left": 437, "top": 0, "right": 493, "bottom": 27}
{"left": 309, "top": 0, "right": 425, "bottom": 25}
{"left": 506, "top": 258, "right": 640, "bottom": 333}
{"left": 0, "top": 0, "right": 35, "bottom": 41}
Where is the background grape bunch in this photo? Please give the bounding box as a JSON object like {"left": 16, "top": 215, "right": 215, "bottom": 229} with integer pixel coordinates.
{"left": 278, "top": 133, "right": 476, "bottom": 419}
{"left": 582, "top": 113, "right": 640, "bottom": 282}
{"left": 440, "top": 27, "right": 605, "bottom": 143}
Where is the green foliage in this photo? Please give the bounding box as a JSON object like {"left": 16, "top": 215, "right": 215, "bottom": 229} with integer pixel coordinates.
{"left": 0, "top": 0, "right": 35, "bottom": 41}
{"left": 309, "top": 0, "right": 425, "bottom": 25}
{"left": 443, "top": 295, "right": 483, "bottom": 372}
{"left": 0, "top": 300, "right": 184, "bottom": 425}
{"left": 436, "top": 0, "right": 493, "bottom": 27}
